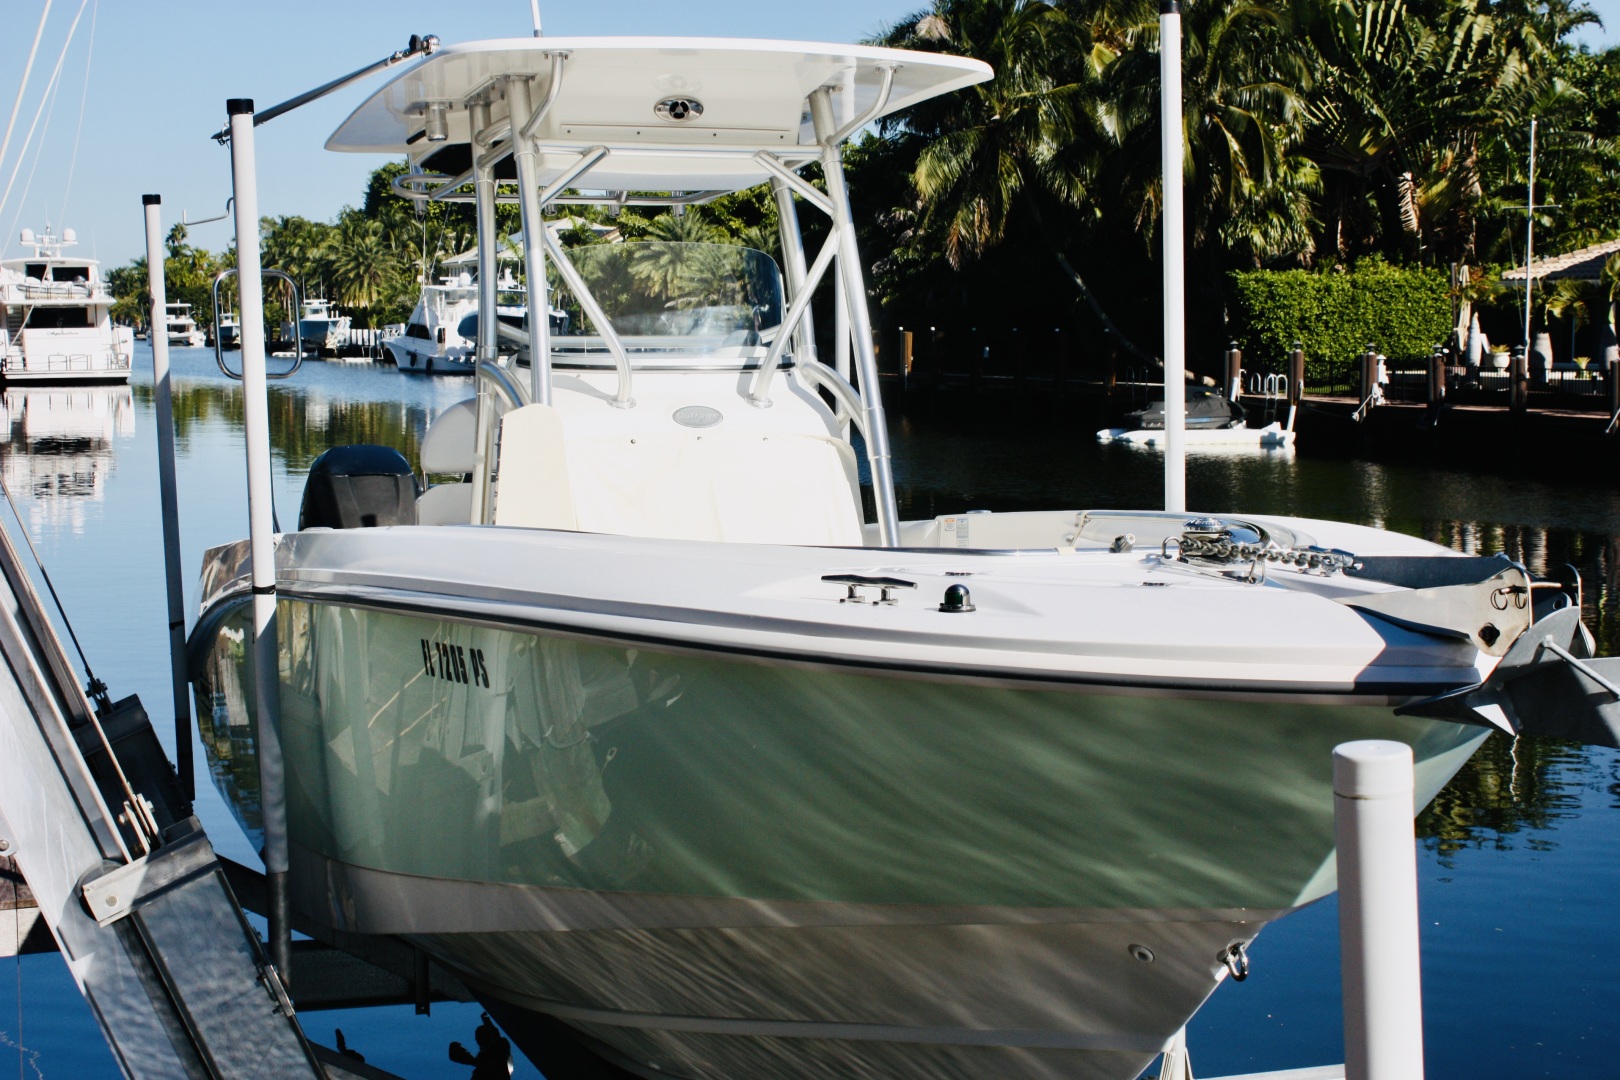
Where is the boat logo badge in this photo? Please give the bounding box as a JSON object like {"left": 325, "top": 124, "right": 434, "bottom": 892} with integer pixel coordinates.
{"left": 655, "top": 97, "right": 704, "bottom": 122}
{"left": 673, "top": 405, "right": 723, "bottom": 428}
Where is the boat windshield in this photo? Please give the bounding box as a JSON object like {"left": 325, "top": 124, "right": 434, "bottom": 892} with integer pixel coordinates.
{"left": 550, "top": 242, "right": 784, "bottom": 363}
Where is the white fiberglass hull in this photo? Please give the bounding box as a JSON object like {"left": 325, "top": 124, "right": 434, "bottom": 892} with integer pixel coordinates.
{"left": 1097, "top": 422, "right": 1295, "bottom": 448}
{"left": 192, "top": 516, "right": 1493, "bottom": 1079}
{"left": 384, "top": 336, "right": 476, "bottom": 374}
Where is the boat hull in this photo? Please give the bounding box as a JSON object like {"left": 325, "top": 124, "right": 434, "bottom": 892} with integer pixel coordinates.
{"left": 384, "top": 337, "right": 476, "bottom": 374}
{"left": 193, "top": 590, "right": 1484, "bottom": 1079}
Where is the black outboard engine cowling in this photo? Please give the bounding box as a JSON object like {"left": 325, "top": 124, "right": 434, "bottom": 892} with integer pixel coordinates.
{"left": 299, "top": 445, "right": 419, "bottom": 530}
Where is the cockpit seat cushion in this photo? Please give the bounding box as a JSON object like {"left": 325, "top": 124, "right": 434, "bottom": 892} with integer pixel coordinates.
{"left": 565, "top": 431, "right": 864, "bottom": 546}
{"left": 421, "top": 397, "right": 478, "bottom": 475}
{"left": 493, "top": 404, "right": 579, "bottom": 530}
{"left": 418, "top": 482, "right": 474, "bottom": 526}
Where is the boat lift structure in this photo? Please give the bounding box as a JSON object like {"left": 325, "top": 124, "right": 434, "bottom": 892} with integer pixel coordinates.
{"left": 0, "top": 492, "right": 328, "bottom": 1077}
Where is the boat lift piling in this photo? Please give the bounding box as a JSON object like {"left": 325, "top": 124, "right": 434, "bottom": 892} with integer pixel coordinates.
{"left": 140, "top": 194, "right": 193, "bottom": 810}
{"left": 224, "top": 97, "right": 294, "bottom": 985}
{"left": 1335, "top": 741, "right": 1425, "bottom": 1080}
{"left": 1159, "top": 0, "right": 1187, "bottom": 513}
{"left": 208, "top": 32, "right": 440, "bottom": 986}
{"left": 1161, "top": 740, "right": 1424, "bottom": 1080}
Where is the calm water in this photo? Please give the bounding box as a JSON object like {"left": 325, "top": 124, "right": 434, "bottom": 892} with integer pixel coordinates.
{"left": 1, "top": 344, "right": 1617, "bottom": 1079}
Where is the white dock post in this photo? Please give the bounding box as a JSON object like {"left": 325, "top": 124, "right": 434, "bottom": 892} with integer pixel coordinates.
{"left": 1335, "top": 740, "right": 1425, "bottom": 1080}
{"left": 1159, "top": 0, "right": 1187, "bottom": 513}
{"left": 141, "top": 193, "right": 193, "bottom": 809}
{"left": 225, "top": 96, "right": 292, "bottom": 982}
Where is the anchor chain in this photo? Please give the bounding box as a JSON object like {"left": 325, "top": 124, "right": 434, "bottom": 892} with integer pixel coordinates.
{"left": 1162, "top": 517, "right": 1357, "bottom": 582}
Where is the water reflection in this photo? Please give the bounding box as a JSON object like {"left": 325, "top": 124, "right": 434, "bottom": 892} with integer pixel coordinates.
{"left": 0, "top": 386, "right": 133, "bottom": 531}
{"left": 133, "top": 379, "right": 432, "bottom": 473}
{"left": 1417, "top": 733, "right": 1589, "bottom": 861}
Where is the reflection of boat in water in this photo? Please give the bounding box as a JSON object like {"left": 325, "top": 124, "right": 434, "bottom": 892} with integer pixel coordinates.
{"left": 0, "top": 385, "right": 133, "bottom": 528}
{"left": 0, "top": 227, "right": 133, "bottom": 383}
{"left": 164, "top": 302, "right": 206, "bottom": 348}
{"left": 190, "top": 33, "right": 1611, "bottom": 1080}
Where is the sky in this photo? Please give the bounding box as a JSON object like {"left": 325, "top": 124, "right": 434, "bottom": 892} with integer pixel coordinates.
{"left": 0, "top": 0, "right": 929, "bottom": 270}
{"left": 3, "top": 0, "right": 1618, "bottom": 273}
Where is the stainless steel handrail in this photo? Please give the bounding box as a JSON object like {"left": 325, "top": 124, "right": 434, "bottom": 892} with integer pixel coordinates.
{"left": 748, "top": 234, "right": 838, "bottom": 405}
{"left": 212, "top": 269, "right": 302, "bottom": 380}
{"left": 830, "top": 64, "right": 898, "bottom": 145}
{"left": 794, "top": 357, "right": 870, "bottom": 443}
{"left": 474, "top": 359, "right": 533, "bottom": 523}
{"left": 479, "top": 356, "right": 531, "bottom": 412}
{"left": 539, "top": 224, "right": 635, "bottom": 409}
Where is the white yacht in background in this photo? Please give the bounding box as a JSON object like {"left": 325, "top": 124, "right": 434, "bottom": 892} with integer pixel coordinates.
{"left": 216, "top": 310, "right": 240, "bottom": 349}
{"left": 281, "top": 297, "right": 351, "bottom": 353}
{"left": 0, "top": 227, "right": 132, "bottom": 383}
{"left": 190, "top": 33, "right": 1619, "bottom": 1080}
{"left": 385, "top": 271, "right": 553, "bottom": 374}
{"left": 164, "top": 302, "right": 206, "bottom": 348}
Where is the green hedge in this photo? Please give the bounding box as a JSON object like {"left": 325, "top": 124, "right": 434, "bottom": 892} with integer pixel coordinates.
{"left": 1226, "top": 261, "right": 1452, "bottom": 383}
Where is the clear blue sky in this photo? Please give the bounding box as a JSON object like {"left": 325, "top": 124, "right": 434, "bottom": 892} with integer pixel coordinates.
{"left": 4, "top": 0, "right": 1618, "bottom": 272}
{"left": 0, "top": 0, "right": 928, "bottom": 269}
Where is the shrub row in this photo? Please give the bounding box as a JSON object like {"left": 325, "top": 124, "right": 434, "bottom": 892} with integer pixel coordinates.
{"left": 1226, "top": 261, "right": 1452, "bottom": 383}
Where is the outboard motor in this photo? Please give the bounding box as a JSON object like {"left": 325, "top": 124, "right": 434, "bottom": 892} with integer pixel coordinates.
{"left": 299, "top": 445, "right": 419, "bottom": 530}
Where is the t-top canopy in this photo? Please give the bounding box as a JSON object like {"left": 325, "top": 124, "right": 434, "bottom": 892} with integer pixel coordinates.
{"left": 327, "top": 36, "right": 991, "bottom": 193}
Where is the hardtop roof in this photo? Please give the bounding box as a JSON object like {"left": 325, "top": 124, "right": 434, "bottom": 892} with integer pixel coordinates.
{"left": 327, "top": 36, "right": 991, "bottom": 193}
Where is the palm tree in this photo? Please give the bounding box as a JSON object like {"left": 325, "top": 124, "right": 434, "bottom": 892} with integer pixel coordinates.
{"left": 1290, "top": 0, "right": 1594, "bottom": 265}
{"left": 875, "top": 0, "right": 1160, "bottom": 359}
{"left": 1103, "top": 0, "right": 1319, "bottom": 265}
{"left": 328, "top": 214, "right": 399, "bottom": 317}
{"left": 627, "top": 214, "right": 720, "bottom": 301}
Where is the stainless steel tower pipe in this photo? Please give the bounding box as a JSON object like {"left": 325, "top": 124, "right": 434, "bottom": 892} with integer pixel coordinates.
{"left": 470, "top": 100, "right": 499, "bottom": 525}
{"left": 507, "top": 76, "right": 554, "bottom": 406}
{"left": 809, "top": 86, "right": 899, "bottom": 546}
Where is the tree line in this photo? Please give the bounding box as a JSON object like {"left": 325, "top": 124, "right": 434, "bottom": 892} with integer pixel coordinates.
{"left": 106, "top": 0, "right": 1620, "bottom": 376}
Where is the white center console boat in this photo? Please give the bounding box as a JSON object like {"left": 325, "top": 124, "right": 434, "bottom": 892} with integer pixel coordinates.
{"left": 190, "top": 32, "right": 1620, "bottom": 1080}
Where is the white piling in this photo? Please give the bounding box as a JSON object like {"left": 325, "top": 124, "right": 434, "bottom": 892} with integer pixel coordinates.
{"left": 225, "top": 97, "right": 292, "bottom": 981}
{"left": 1159, "top": 0, "right": 1186, "bottom": 513}
{"left": 1334, "top": 740, "right": 1425, "bottom": 1080}
{"left": 141, "top": 194, "right": 192, "bottom": 807}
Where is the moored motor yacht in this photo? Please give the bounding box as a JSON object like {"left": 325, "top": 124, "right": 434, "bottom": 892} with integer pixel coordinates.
{"left": 189, "top": 33, "right": 1620, "bottom": 1080}
{"left": 0, "top": 227, "right": 133, "bottom": 383}
{"left": 281, "top": 297, "right": 352, "bottom": 353}
{"left": 216, "top": 310, "right": 240, "bottom": 349}
{"left": 384, "top": 271, "right": 544, "bottom": 374}
{"left": 164, "top": 302, "right": 206, "bottom": 348}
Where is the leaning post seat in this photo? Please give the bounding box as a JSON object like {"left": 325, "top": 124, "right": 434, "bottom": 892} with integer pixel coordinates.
{"left": 299, "top": 445, "right": 419, "bottom": 530}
